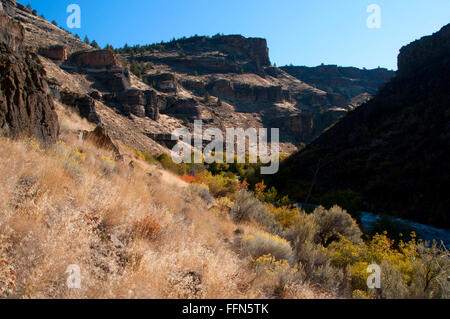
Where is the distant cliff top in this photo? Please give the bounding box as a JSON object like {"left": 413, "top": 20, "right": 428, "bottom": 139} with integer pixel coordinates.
{"left": 120, "top": 34, "right": 271, "bottom": 72}
{"left": 280, "top": 64, "right": 395, "bottom": 103}
{"left": 397, "top": 24, "right": 450, "bottom": 77}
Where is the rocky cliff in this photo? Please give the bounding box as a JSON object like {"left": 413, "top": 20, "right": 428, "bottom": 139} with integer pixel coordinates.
{"left": 0, "top": 0, "right": 395, "bottom": 154}
{"left": 0, "top": 9, "right": 59, "bottom": 143}
{"left": 272, "top": 24, "right": 450, "bottom": 227}
{"left": 281, "top": 65, "right": 394, "bottom": 109}
{"left": 116, "top": 35, "right": 381, "bottom": 149}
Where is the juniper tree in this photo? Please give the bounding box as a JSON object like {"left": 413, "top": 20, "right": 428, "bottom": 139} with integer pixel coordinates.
{"left": 91, "top": 40, "right": 99, "bottom": 49}
{"left": 204, "top": 92, "right": 211, "bottom": 103}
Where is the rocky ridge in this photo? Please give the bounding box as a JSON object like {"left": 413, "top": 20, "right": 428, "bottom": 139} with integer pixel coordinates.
{"left": 281, "top": 65, "right": 394, "bottom": 109}
{"left": 0, "top": 0, "right": 394, "bottom": 155}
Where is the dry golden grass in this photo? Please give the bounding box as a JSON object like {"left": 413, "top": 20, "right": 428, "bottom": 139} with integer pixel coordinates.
{"left": 0, "top": 109, "right": 328, "bottom": 299}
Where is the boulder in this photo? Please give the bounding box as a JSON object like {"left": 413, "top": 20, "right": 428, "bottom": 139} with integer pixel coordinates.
{"left": 82, "top": 126, "right": 121, "bottom": 160}
{"left": 89, "top": 90, "right": 102, "bottom": 100}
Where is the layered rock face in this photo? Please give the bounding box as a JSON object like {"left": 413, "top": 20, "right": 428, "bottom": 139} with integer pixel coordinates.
{"left": 39, "top": 45, "right": 67, "bottom": 61}
{"left": 0, "top": 11, "right": 59, "bottom": 143}
{"left": 124, "top": 34, "right": 394, "bottom": 147}
{"left": 0, "top": 2, "right": 23, "bottom": 52}
{"left": 141, "top": 35, "right": 270, "bottom": 74}
{"left": 281, "top": 65, "right": 395, "bottom": 108}
{"left": 115, "top": 89, "right": 160, "bottom": 120}
{"left": 70, "top": 50, "right": 122, "bottom": 68}
{"left": 147, "top": 73, "right": 178, "bottom": 93}
{"left": 273, "top": 24, "right": 450, "bottom": 227}
{"left": 210, "top": 35, "right": 270, "bottom": 71}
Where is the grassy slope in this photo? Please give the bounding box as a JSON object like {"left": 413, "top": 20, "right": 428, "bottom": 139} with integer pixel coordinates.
{"left": 0, "top": 106, "right": 326, "bottom": 299}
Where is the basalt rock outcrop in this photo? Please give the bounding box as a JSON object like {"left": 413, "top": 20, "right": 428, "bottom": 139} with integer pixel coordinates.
{"left": 397, "top": 24, "right": 450, "bottom": 78}
{"left": 272, "top": 24, "right": 450, "bottom": 228}
{"left": 60, "top": 90, "right": 100, "bottom": 124}
{"left": 70, "top": 50, "right": 122, "bottom": 68}
{"left": 105, "top": 89, "right": 161, "bottom": 120}
{"left": 39, "top": 45, "right": 67, "bottom": 61}
{"left": 0, "top": 11, "right": 59, "bottom": 143}
{"left": 147, "top": 73, "right": 178, "bottom": 93}
{"left": 139, "top": 35, "right": 270, "bottom": 74}
{"left": 0, "top": 2, "right": 23, "bottom": 52}
{"left": 281, "top": 65, "right": 394, "bottom": 108}
{"left": 62, "top": 51, "right": 131, "bottom": 93}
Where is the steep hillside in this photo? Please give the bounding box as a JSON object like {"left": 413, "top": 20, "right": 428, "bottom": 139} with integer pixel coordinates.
{"left": 1, "top": 0, "right": 90, "bottom": 53}
{"left": 272, "top": 24, "right": 450, "bottom": 227}
{"left": 0, "top": 75, "right": 333, "bottom": 299}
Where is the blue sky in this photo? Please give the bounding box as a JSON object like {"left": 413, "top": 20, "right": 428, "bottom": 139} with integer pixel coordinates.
{"left": 20, "top": 0, "right": 450, "bottom": 70}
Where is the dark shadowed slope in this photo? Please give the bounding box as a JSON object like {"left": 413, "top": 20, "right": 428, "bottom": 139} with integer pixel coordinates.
{"left": 272, "top": 24, "right": 450, "bottom": 228}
